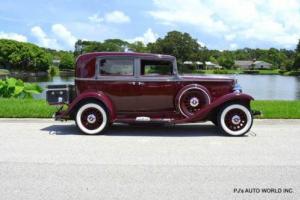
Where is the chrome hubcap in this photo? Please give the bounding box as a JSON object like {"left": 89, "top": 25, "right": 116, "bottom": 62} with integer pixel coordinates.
{"left": 190, "top": 97, "right": 199, "bottom": 107}
{"left": 87, "top": 114, "right": 96, "bottom": 124}
{"left": 232, "top": 115, "right": 241, "bottom": 125}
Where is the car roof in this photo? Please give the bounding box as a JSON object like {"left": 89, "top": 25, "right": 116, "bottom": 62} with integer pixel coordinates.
{"left": 77, "top": 52, "right": 175, "bottom": 62}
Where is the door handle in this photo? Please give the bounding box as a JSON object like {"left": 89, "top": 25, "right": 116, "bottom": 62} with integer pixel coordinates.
{"left": 129, "top": 82, "right": 136, "bottom": 85}
{"left": 138, "top": 82, "right": 145, "bottom": 86}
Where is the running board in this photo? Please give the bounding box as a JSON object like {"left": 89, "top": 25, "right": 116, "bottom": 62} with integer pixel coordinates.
{"left": 114, "top": 117, "right": 173, "bottom": 124}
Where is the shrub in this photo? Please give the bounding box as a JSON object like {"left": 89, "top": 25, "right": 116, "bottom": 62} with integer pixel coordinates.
{"left": 243, "top": 70, "right": 259, "bottom": 74}
{"left": 278, "top": 70, "right": 287, "bottom": 75}
{"left": 286, "top": 71, "right": 300, "bottom": 76}
{"left": 213, "top": 69, "right": 229, "bottom": 74}
{"left": 0, "top": 78, "right": 43, "bottom": 98}
{"left": 48, "top": 65, "right": 60, "bottom": 76}
{"left": 194, "top": 70, "right": 206, "bottom": 74}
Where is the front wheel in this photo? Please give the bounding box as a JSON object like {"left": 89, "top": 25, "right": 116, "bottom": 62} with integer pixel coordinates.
{"left": 217, "top": 103, "right": 253, "bottom": 136}
{"left": 76, "top": 103, "right": 108, "bottom": 135}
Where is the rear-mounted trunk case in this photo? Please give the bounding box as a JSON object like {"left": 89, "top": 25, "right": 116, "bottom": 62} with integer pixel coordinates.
{"left": 46, "top": 84, "right": 76, "bottom": 105}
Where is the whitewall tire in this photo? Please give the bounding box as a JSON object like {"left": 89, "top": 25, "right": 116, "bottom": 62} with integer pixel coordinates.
{"left": 76, "top": 103, "right": 108, "bottom": 135}
{"left": 218, "top": 104, "right": 253, "bottom": 136}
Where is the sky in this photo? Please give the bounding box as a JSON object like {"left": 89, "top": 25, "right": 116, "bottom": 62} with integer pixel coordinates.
{"left": 0, "top": 0, "right": 300, "bottom": 51}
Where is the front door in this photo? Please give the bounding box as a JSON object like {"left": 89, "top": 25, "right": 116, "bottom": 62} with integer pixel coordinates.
{"left": 135, "top": 59, "right": 179, "bottom": 112}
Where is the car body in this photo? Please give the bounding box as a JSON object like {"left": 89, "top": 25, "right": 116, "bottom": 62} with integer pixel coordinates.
{"left": 47, "top": 52, "right": 256, "bottom": 136}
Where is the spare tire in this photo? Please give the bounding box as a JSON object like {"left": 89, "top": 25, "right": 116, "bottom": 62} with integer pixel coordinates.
{"left": 177, "top": 85, "right": 211, "bottom": 118}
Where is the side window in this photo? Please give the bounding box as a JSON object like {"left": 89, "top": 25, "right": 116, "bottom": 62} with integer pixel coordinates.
{"left": 99, "top": 59, "right": 134, "bottom": 76}
{"left": 141, "top": 60, "right": 173, "bottom": 76}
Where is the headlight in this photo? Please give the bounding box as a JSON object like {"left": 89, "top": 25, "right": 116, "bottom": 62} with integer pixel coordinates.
{"left": 233, "top": 79, "right": 242, "bottom": 93}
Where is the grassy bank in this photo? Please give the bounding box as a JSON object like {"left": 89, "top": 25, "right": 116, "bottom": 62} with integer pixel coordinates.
{"left": 0, "top": 99, "right": 299, "bottom": 119}
{"left": 0, "top": 98, "right": 56, "bottom": 118}
{"left": 251, "top": 100, "right": 300, "bottom": 119}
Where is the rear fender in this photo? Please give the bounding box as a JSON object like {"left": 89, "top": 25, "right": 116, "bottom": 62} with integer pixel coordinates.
{"left": 58, "top": 91, "right": 116, "bottom": 121}
{"left": 177, "top": 92, "right": 254, "bottom": 123}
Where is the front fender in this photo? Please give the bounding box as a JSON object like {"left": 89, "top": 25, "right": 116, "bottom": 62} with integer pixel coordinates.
{"left": 177, "top": 92, "right": 254, "bottom": 123}
{"left": 57, "top": 91, "right": 116, "bottom": 121}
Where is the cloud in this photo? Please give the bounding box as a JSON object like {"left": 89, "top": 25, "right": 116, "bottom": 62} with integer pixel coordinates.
{"left": 149, "top": 0, "right": 300, "bottom": 48}
{"left": 225, "top": 34, "right": 236, "bottom": 42}
{"left": 52, "top": 24, "right": 77, "bottom": 48}
{"left": 230, "top": 43, "right": 238, "bottom": 50}
{"left": 89, "top": 10, "right": 130, "bottom": 24}
{"left": 31, "top": 24, "right": 77, "bottom": 50}
{"left": 149, "top": 0, "right": 228, "bottom": 34}
{"left": 197, "top": 40, "right": 206, "bottom": 47}
{"left": 31, "top": 26, "right": 60, "bottom": 49}
{"left": 0, "top": 32, "right": 27, "bottom": 42}
{"left": 128, "top": 28, "right": 158, "bottom": 44}
{"left": 88, "top": 14, "right": 104, "bottom": 23}
{"left": 105, "top": 11, "right": 130, "bottom": 23}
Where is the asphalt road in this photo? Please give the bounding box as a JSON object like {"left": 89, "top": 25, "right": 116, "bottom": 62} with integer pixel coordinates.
{"left": 0, "top": 119, "right": 299, "bottom": 200}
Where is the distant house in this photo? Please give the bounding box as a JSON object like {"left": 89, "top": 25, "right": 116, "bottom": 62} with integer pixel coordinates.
{"left": 253, "top": 61, "right": 272, "bottom": 69}
{"left": 183, "top": 61, "right": 222, "bottom": 70}
{"left": 52, "top": 59, "right": 61, "bottom": 66}
{"left": 235, "top": 60, "right": 272, "bottom": 69}
{"left": 205, "top": 61, "right": 222, "bottom": 69}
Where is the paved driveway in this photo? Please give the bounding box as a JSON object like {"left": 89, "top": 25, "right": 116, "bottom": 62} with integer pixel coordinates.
{"left": 0, "top": 119, "right": 299, "bottom": 200}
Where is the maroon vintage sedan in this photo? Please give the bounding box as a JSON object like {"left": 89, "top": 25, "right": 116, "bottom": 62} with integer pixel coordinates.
{"left": 47, "top": 52, "right": 257, "bottom": 136}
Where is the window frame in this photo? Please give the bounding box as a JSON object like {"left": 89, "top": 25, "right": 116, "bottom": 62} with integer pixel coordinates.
{"left": 95, "top": 56, "right": 136, "bottom": 78}
{"left": 139, "top": 58, "right": 176, "bottom": 78}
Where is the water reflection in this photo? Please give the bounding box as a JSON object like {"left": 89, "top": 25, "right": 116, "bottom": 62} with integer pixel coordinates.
{"left": 236, "top": 75, "right": 300, "bottom": 100}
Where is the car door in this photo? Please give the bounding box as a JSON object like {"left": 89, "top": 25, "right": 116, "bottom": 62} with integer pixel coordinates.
{"left": 95, "top": 57, "right": 138, "bottom": 112}
{"left": 135, "top": 59, "right": 179, "bottom": 112}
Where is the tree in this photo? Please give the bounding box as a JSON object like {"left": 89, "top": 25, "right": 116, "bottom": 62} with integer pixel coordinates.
{"left": 59, "top": 53, "right": 75, "bottom": 69}
{"left": 292, "top": 39, "right": 300, "bottom": 71}
{"left": 293, "top": 53, "right": 300, "bottom": 71}
{"left": 148, "top": 31, "right": 200, "bottom": 62}
{"left": 296, "top": 39, "right": 300, "bottom": 53}
{"left": 0, "top": 39, "right": 51, "bottom": 71}
{"left": 209, "top": 56, "right": 218, "bottom": 64}
{"left": 218, "top": 55, "right": 235, "bottom": 69}
{"left": 74, "top": 39, "right": 130, "bottom": 55}
{"left": 128, "top": 41, "right": 149, "bottom": 52}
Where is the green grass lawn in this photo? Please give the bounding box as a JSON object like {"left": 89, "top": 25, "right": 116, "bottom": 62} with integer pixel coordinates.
{"left": 0, "top": 98, "right": 299, "bottom": 119}
{"left": 251, "top": 100, "right": 300, "bottom": 119}
{"left": 0, "top": 98, "right": 57, "bottom": 118}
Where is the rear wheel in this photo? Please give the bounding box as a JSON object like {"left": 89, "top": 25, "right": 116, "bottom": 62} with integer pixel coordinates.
{"left": 217, "top": 103, "right": 253, "bottom": 136}
{"left": 76, "top": 103, "right": 108, "bottom": 135}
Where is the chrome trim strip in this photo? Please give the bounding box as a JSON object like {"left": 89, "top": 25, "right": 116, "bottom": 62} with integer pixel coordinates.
{"left": 46, "top": 88, "right": 69, "bottom": 91}
{"left": 75, "top": 77, "right": 233, "bottom": 82}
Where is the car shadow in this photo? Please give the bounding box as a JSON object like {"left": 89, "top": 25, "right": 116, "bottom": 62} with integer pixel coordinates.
{"left": 41, "top": 123, "right": 234, "bottom": 137}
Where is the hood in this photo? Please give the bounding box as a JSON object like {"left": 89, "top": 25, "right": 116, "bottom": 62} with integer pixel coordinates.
{"left": 179, "top": 74, "right": 236, "bottom": 83}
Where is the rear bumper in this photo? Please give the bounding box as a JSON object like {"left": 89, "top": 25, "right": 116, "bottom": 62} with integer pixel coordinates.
{"left": 52, "top": 107, "right": 69, "bottom": 121}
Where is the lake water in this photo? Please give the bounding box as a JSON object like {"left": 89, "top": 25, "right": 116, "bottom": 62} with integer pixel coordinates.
{"left": 236, "top": 75, "right": 300, "bottom": 100}
{"left": 2, "top": 74, "right": 300, "bottom": 100}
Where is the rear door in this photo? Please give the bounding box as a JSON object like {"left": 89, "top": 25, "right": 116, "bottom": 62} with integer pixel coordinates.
{"left": 95, "top": 57, "right": 138, "bottom": 112}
